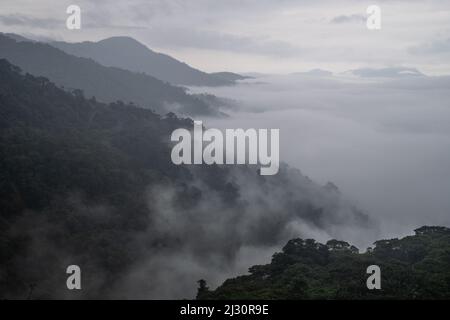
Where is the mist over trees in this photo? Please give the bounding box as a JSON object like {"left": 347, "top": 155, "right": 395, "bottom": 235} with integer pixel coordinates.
{"left": 199, "top": 226, "right": 450, "bottom": 299}
{"left": 1, "top": 0, "right": 450, "bottom": 302}
{"left": 0, "top": 59, "right": 373, "bottom": 298}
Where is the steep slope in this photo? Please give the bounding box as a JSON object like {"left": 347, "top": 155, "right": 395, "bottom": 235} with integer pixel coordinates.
{"left": 0, "top": 34, "right": 219, "bottom": 117}
{"left": 51, "top": 36, "right": 235, "bottom": 86}
{"left": 199, "top": 226, "right": 450, "bottom": 299}
{"left": 0, "top": 59, "right": 373, "bottom": 299}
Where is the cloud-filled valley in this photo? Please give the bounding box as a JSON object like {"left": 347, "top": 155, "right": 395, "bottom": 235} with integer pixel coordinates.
{"left": 190, "top": 72, "right": 450, "bottom": 242}
{"left": 1, "top": 0, "right": 450, "bottom": 301}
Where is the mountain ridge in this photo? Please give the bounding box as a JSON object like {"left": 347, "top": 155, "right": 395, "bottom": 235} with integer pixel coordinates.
{"left": 0, "top": 33, "right": 221, "bottom": 117}
{"left": 50, "top": 36, "right": 240, "bottom": 86}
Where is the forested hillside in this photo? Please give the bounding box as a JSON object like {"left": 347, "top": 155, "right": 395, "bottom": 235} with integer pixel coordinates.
{"left": 0, "top": 59, "right": 372, "bottom": 298}
{"left": 198, "top": 226, "right": 450, "bottom": 299}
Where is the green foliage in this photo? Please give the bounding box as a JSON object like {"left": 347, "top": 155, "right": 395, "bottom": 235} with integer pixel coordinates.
{"left": 0, "top": 59, "right": 387, "bottom": 299}
{"left": 0, "top": 59, "right": 214, "bottom": 298}
{"left": 200, "top": 226, "right": 450, "bottom": 300}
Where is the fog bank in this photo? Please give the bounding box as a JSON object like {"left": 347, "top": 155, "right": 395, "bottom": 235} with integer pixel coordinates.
{"left": 190, "top": 73, "right": 450, "bottom": 240}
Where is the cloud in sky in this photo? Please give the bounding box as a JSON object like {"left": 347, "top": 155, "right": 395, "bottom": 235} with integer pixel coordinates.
{"left": 330, "top": 14, "right": 365, "bottom": 24}
{"left": 0, "top": 14, "right": 62, "bottom": 28}
{"left": 409, "top": 38, "right": 450, "bottom": 56}
{"left": 1, "top": 0, "right": 450, "bottom": 74}
{"left": 135, "top": 26, "right": 303, "bottom": 57}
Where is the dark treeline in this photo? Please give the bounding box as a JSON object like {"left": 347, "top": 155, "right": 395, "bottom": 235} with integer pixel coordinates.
{"left": 199, "top": 226, "right": 450, "bottom": 299}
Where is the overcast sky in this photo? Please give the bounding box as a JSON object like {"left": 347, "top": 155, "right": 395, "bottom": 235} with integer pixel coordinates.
{"left": 1, "top": 0, "right": 450, "bottom": 74}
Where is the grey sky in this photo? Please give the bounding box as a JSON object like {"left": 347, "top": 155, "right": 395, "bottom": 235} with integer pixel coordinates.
{"left": 1, "top": 0, "right": 450, "bottom": 74}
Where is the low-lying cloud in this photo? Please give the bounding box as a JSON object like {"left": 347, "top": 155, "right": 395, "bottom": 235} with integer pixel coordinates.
{"left": 190, "top": 72, "right": 450, "bottom": 240}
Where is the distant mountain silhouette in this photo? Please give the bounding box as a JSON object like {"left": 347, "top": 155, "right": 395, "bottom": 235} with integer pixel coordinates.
{"left": 51, "top": 36, "right": 241, "bottom": 86}
{"left": 0, "top": 34, "right": 221, "bottom": 116}
{"left": 1, "top": 33, "right": 35, "bottom": 43}
{"left": 210, "top": 72, "right": 252, "bottom": 82}
{"left": 349, "top": 67, "right": 424, "bottom": 78}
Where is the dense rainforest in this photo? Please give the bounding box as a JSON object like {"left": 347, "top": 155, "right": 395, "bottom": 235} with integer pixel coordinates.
{"left": 198, "top": 226, "right": 450, "bottom": 299}
{"left": 0, "top": 59, "right": 372, "bottom": 298}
